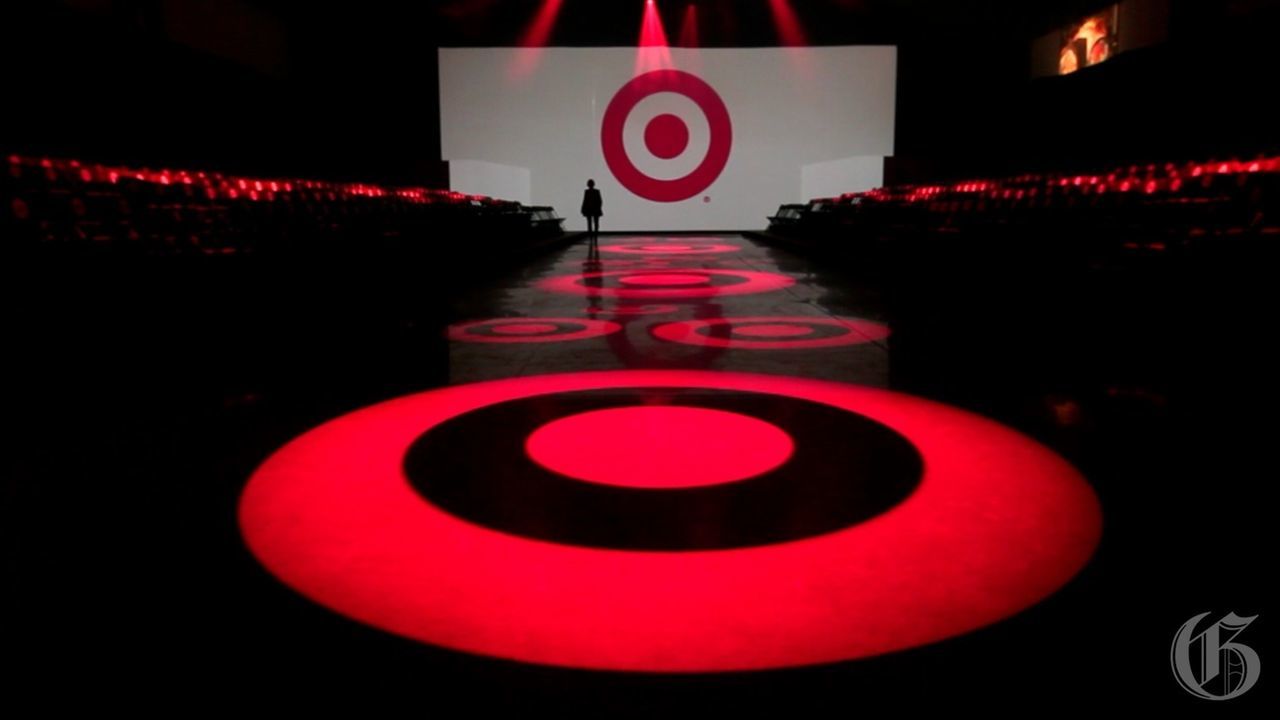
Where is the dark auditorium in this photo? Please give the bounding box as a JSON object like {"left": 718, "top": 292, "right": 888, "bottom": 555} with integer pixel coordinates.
{"left": 5, "top": 0, "right": 1272, "bottom": 713}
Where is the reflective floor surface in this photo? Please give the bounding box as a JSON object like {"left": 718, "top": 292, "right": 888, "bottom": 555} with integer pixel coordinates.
{"left": 7, "top": 233, "right": 1270, "bottom": 712}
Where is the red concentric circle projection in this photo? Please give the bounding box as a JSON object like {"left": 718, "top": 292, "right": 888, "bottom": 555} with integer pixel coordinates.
{"left": 617, "top": 272, "right": 711, "bottom": 286}
{"left": 652, "top": 316, "right": 891, "bottom": 349}
{"left": 538, "top": 269, "right": 793, "bottom": 299}
{"left": 600, "top": 242, "right": 740, "bottom": 256}
{"left": 601, "top": 70, "right": 733, "bottom": 202}
{"left": 586, "top": 304, "right": 679, "bottom": 316}
{"left": 448, "top": 318, "right": 621, "bottom": 344}
{"left": 239, "top": 370, "right": 1102, "bottom": 673}
{"left": 567, "top": 258, "right": 675, "bottom": 270}
{"left": 735, "top": 324, "right": 813, "bottom": 338}
{"left": 490, "top": 323, "right": 560, "bottom": 336}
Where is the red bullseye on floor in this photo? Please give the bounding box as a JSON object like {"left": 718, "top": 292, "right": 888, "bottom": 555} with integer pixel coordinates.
{"left": 586, "top": 304, "right": 679, "bottom": 316}
{"left": 733, "top": 324, "right": 815, "bottom": 338}
{"left": 525, "top": 406, "right": 794, "bottom": 489}
{"left": 618, "top": 273, "right": 710, "bottom": 286}
{"left": 600, "top": 242, "right": 740, "bottom": 256}
{"left": 448, "top": 318, "right": 622, "bottom": 344}
{"left": 490, "top": 322, "right": 560, "bottom": 336}
{"left": 239, "top": 370, "right": 1101, "bottom": 673}
{"left": 652, "top": 316, "right": 891, "bottom": 349}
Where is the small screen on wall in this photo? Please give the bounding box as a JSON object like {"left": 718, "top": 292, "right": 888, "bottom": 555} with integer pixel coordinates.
{"left": 1059, "top": 6, "right": 1120, "bottom": 75}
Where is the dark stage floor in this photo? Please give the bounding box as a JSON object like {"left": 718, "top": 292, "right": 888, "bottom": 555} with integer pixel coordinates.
{"left": 6, "top": 233, "right": 1269, "bottom": 712}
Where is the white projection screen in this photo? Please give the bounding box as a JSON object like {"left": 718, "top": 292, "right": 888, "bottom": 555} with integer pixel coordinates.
{"left": 439, "top": 46, "right": 896, "bottom": 231}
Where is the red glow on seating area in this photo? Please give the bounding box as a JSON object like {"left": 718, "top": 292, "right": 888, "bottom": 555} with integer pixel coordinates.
{"left": 6, "top": 154, "right": 506, "bottom": 208}
{"left": 824, "top": 154, "right": 1280, "bottom": 209}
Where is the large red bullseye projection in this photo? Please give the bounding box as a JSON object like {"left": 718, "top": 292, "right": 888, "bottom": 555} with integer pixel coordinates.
{"left": 602, "top": 69, "right": 733, "bottom": 202}
{"left": 525, "top": 406, "right": 794, "bottom": 489}
{"left": 239, "top": 370, "right": 1102, "bottom": 673}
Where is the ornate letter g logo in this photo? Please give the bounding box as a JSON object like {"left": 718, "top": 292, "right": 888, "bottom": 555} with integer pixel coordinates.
{"left": 1171, "top": 611, "right": 1261, "bottom": 700}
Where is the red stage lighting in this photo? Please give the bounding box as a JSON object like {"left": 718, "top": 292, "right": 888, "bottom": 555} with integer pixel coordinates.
{"left": 518, "top": 0, "right": 564, "bottom": 47}
{"left": 678, "top": 4, "right": 699, "bottom": 47}
{"left": 636, "top": 0, "right": 672, "bottom": 72}
{"left": 509, "top": 0, "right": 565, "bottom": 80}
{"left": 767, "top": 0, "right": 808, "bottom": 46}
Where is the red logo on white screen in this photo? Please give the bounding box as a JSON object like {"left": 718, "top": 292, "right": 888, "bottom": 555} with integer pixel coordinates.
{"left": 601, "top": 70, "right": 733, "bottom": 203}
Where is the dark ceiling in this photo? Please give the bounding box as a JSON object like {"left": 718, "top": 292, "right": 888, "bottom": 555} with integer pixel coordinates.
{"left": 260, "top": 0, "right": 1123, "bottom": 48}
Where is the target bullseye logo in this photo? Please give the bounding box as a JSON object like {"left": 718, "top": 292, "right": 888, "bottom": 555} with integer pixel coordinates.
{"left": 653, "top": 316, "right": 892, "bottom": 350}
{"left": 449, "top": 317, "right": 621, "bottom": 344}
{"left": 602, "top": 69, "right": 733, "bottom": 203}
{"left": 239, "top": 370, "right": 1102, "bottom": 673}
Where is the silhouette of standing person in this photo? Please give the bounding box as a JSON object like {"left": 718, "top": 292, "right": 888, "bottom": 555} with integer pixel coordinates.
{"left": 581, "top": 179, "right": 603, "bottom": 245}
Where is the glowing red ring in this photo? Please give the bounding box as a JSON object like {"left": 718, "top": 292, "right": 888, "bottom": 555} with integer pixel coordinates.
{"left": 586, "top": 304, "right": 680, "bottom": 316}
{"left": 601, "top": 70, "right": 733, "bottom": 202}
{"left": 537, "top": 269, "right": 793, "bottom": 299}
{"left": 601, "top": 243, "right": 740, "bottom": 256}
{"left": 239, "top": 370, "right": 1101, "bottom": 673}
{"left": 652, "top": 316, "right": 891, "bottom": 349}
{"left": 448, "top": 318, "right": 621, "bottom": 344}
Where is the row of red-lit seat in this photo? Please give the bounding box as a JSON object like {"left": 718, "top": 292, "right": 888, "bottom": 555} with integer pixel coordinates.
{"left": 769, "top": 155, "right": 1280, "bottom": 252}
{"left": 4, "top": 155, "right": 564, "bottom": 257}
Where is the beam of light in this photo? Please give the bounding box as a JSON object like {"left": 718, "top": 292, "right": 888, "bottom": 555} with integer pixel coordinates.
{"left": 767, "top": 0, "right": 808, "bottom": 46}
{"left": 507, "top": 0, "right": 565, "bottom": 81}
{"left": 636, "top": 0, "right": 672, "bottom": 73}
{"left": 767, "top": 0, "right": 813, "bottom": 79}
{"left": 677, "top": 3, "right": 699, "bottom": 47}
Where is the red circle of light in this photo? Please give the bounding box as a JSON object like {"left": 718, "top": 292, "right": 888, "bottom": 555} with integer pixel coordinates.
{"left": 601, "top": 242, "right": 740, "bottom": 256}
{"left": 733, "top": 324, "right": 815, "bottom": 338}
{"left": 586, "top": 304, "right": 680, "bottom": 316}
{"left": 239, "top": 370, "right": 1102, "bottom": 673}
{"left": 643, "top": 113, "right": 690, "bottom": 159}
{"left": 537, "top": 270, "right": 793, "bottom": 299}
{"left": 601, "top": 70, "right": 733, "bottom": 203}
{"left": 652, "top": 316, "right": 890, "bottom": 349}
{"left": 617, "top": 273, "right": 711, "bottom": 287}
{"left": 525, "top": 406, "right": 793, "bottom": 489}
{"left": 490, "top": 322, "right": 560, "bottom": 336}
{"left": 448, "top": 318, "right": 622, "bottom": 344}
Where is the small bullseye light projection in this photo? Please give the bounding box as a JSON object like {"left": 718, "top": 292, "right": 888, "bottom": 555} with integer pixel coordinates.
{"left": 652, "top": 316, "right": 890, "bottom": 349}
